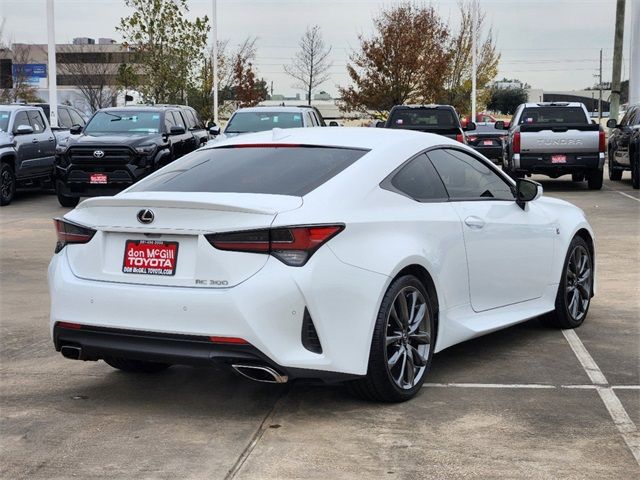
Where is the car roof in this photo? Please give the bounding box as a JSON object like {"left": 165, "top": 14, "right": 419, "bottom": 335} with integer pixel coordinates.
{"left": 521, "top": 102, "right": 585, "bottom": 108}
{"left": 232, "top": 106, "right": 314, "bottom": 114}
{"left": 391, "top": 104, "right": 457, "bottom": 110}
{"left": 99, "top": 106, "right": 169, "bottom": 113}
{"left": 207, "top": 126, "right": 460, "bottom": 151}
{"left": 0, "top": 104, "right": 43, "bottom": 112}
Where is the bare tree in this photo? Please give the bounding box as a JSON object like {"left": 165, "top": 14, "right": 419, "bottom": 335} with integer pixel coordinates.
{"left": 0, "top": 44, "right": 41, "bottom": 103}
{"left": 284, "top": 25, "right": 332, "bottom": 105}
{"left": 57, "top": 45, "right": 120, "bottom": 112}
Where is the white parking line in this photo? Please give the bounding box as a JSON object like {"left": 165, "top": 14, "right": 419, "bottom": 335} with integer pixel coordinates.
{"left": 615, "top": 191, "right": 640, "bottom": 203}
{"left": 562, "top": 329, "right": 640, "bottom": 465}
{"left": 422, "top": 383, "right": 639, "bottom": 390}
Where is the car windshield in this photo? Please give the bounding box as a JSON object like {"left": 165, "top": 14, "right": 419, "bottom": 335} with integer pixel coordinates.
{"left": 225, "top": 112, "right": 304, "bottom": 133}
{"left": 0, "top": 111, "right": 9, "bottom": 132}
{"left": 129, "top": 146, "right": 368, "bottom": 196}
{"left": 519, "top": 107, "right": 588, "bottom": 125}
{"left": 388, "top": 108, "right": 458, "bottom": 129}
{"left": 84, "top": 111, "right": 162, "bottom": 134}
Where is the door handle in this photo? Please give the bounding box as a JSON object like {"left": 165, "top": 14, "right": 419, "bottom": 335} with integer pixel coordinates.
{"left": 31, "top": 138, "right": 39, "bottom": 143}
{"left": 48, "top": 137, "right": 54, "bottom": 142}
{"left": 464, "top": 216, "right": 486, "bottom": 229}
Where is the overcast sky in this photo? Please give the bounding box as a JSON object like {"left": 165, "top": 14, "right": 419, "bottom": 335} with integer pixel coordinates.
{"left": 0, "top": 0, "right": 634, "bottom": 97}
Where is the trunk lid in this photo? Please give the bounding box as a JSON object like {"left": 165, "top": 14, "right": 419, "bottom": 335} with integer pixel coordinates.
{"left": 63, "top": 192, "right": 302, "bottom": 288}
{"left": 519, "top": 124, "right": 600, "bottom": 154}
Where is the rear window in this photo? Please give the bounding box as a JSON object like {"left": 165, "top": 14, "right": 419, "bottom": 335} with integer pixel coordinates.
{"left": 519, "top": 107, "right": 588, "bottom": 125}
{"left": 225, "top": 112, "right": 303, "bottom": 133}
{"left": 388, "top": 109, "right": 457, "bottom": 128}
{"left": 129, "top": 146, "right": 368, "bottom": 196}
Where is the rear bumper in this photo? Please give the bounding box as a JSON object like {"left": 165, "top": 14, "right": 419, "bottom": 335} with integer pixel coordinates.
{"left": 48, "top": 246, "right": 389, "bottom": 377}
{"left": 514, "top": 152, "right": 604, "bottom": 173}
{"left": 53, "top": 323, "right": 355, "bottom": 382}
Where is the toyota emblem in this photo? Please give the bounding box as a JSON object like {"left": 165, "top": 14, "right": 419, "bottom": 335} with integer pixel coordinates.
{"left": 93, "top": 150, "right": 105, "bottom": 158}
{"left": 137, "top": 209, "right": 155, "bottom": 224}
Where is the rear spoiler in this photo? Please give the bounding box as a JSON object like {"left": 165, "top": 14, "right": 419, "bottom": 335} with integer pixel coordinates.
{"left": 387, "top": 125, "right": 461, "bottom": 135}
{"left": 518, "top": 123, "right": 600, "bottom": 133}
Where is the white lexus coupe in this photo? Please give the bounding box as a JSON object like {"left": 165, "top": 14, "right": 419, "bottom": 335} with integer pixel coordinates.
{"left": 49, "top": 128, "right": 595, "bottom": 402}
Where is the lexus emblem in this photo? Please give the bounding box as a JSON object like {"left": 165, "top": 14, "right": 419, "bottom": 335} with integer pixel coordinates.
{"left": 93, "top": 150, "right": 105, "bottom": 158}
{"left": 137, "top": 209, "right": 155, "bottom": 224}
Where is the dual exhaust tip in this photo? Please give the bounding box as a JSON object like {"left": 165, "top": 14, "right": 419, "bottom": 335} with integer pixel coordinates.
{"left": 61, "top": 347, "right": 288, "bottom": 384}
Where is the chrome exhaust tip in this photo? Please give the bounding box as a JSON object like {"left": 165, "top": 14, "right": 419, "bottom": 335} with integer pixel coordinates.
{"left": 231, "top": 364, "right": 288, "bottom": 384}
{"left": 60, "top": 345, "right": 82, "bottom": 360}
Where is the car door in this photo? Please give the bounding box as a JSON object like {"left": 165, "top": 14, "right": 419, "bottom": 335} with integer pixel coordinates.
{"left": 27, "top": 109, "right": 56, "bottom": 175}
{"left": 426, "top": 147, "right": 555, "bottom": 312}
{"left": 175, "top": 109, "right": 198, "bottom": 153}
{"left": 12, "top": 110, "right": 39, "bottom": 177}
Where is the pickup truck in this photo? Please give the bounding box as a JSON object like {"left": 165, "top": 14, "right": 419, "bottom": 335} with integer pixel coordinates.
{"left": 607, "top": 103, "right": 640, "bottom": 189}
{"left": 0, "top": 104, "right": 57, "bottom": 206}
{"left": 381, "top": 104, "right": 475, "bottom": 143}
{"left": 496, "top": 102, "right": 605, "bottom": 190}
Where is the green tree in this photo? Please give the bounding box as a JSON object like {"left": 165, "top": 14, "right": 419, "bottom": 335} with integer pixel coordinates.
{"left": 339, "top": 3, "right": 451, "bottom": 116}
{"left": 487, "top": 87, "right": 528, "bottom": 115}
{"left": 117, "top": 0, "right": 209, "bottom": 104}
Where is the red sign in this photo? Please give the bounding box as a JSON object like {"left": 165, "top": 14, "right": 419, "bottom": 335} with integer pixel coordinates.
{"left": 90, "top": 173, "right": 108, "bottom": 184}
{"left": 122, "top": 240, "right": 178, "bottom": 276}
{"left": 551, "top": 155, "right": 567, "bottom": 164}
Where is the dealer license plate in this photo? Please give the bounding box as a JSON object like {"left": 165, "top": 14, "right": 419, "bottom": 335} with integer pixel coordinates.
{"left": 123, "top": 240, "right": 179, "bottom": 276}
{"left": 90, "top": 173, "right": 108, "bottom": 184}
{"left": 551, "top": 155, "right": 567, "bottom": 164}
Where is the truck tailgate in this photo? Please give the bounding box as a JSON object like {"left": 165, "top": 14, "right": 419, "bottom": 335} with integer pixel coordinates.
{"left": 520, "top": 124, "right": 600, "bottom": 154}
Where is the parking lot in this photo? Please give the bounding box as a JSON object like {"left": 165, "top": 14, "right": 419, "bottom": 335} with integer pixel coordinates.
{"left": 0, "top": 170, "right": 638, "bottom": 480}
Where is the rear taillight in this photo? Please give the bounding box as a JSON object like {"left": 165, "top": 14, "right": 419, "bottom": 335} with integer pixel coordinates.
{"left": 456, "top": 133, "right": 465, "bottom": 144}
{"left": 53, "top": 218, "right": 96, "bottom": 253}
{"left": 467, "top": 135, "right": 477, "bottom": 142}
{"left": 599, "top": 129, "right": 606, "bottom": 153}
{"left": 513, "top": 131, "right": 521, "bottom": 154}
{"left": 206, "top": 225, "right": 344, "bottom": 266}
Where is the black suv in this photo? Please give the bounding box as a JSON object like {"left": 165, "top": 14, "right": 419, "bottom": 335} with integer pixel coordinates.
{"left": 382, "top": 105, "right": 475, "bottom": 142}
{"left": 155, "top": 104, "right": 209, "bottom": 147}
{"left": 607, "top": 103, "right": 640, "bottom": 189}
{"left": 53, "top": 106, "right": 199, "bottom": 207}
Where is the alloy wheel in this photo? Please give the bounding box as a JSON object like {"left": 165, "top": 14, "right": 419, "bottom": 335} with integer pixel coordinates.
{"left": 385, "top": 286, "right": 431, "bottom": 390}
{"left": 1, "top": 167, "right": 14, "bottom": 202}
{"left": 565, "top": 245, "right": 592, "bottom": 321}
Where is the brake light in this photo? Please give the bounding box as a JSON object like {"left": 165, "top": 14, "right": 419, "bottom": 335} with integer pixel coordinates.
{"left": 456, "top": 133, "right": 465, "bottom": 144}
{"left": 513, "top": 131, "right": 521, "bottom": 154}
{"left": 599, "top": 129, "right": 606, "bottom": 153}
{"left": 206, "top": 225, "right": 344, "bottom": 266}
{"left": 53, "top": 218, "right": 96, "bottom": 253}
{"left": 467, "top": 135, "right": 477, "bottom": 142}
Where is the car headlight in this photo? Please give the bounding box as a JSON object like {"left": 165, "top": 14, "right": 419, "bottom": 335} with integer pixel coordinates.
{"left": 135, "top": 144, "right": 157, "bottom": 156}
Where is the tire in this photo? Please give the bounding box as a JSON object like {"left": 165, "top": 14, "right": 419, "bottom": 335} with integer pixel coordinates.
{"left": 571, "top": 173, "right": 584, "bottom": 182}
{"left": 347, "top": 275, "right": 435, "bottom": 402}
{"left": 632, "top": 150, "right": 640, "bottom": 190}
{"left": 608, "top": 155, "right": 622, "bottom": 181}
{"left": 586, "top": 169, "right": 603, "bottom": 190}
{"left": 56, "top": 183, "right": 80, "bottom": 208}
{"left": 0, "top": 163, "right": 16, "bottom": 206}
{"left": 542, "top": 236, "right": 593, "bottom": 329}
{"left": 104, "top": 357, "right": 171, "bottom": 373}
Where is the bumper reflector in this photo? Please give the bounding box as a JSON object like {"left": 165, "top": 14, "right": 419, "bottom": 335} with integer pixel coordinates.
{"left": 209, "top": 336, "right": 249, "bottom": 345}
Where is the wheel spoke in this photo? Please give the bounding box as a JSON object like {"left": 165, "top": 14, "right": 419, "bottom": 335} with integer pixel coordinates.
{"left": 397, "top": 349, "right": 407, "bottom": 384}
{"left": 409, "top": 344, "right": 427, "bottom": 367}
{"left": 389, "top": 304, "right": 403, "bottom": 331}
{"left": 410, "top": 331, "right": 430, "bottom": 345}
{"left": 388, "top": 346, "right": 403, "bottom": 368}
{"left": 386, "top": 334, "right": 402, "bottom": 346}
{"left": 409, "top": 304, "right": 426, "bottom": 333}
{"left": 577, "top": 283, "right": 590, "bottom": 299}
{"left": 397, "top": 293, "right": 410, "bottom": 330}
{"left": 569, "top": 290, "right": 579, "bottom": 318}
{"left": 405, "top": 352, "right": 415, "bottom": 386}
{"left": 408, "top": 291, "right": 418, "bottom": 325}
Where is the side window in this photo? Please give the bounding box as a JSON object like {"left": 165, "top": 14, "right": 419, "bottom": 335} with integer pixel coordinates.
{"left": 388, "top": 153, "right": 448, "bottom": 201}
{"left": 185, "top": 109, "right": 198, "bottom": 129}
{"left": 69, "top": 109, "right": 85, "bottom": 126}
{"left": 173, "top": 110, "right": 186, "bottom": 128}
{"left": 427, "top": 148, "right": 514, "bottom": 201}
{"left": 309, "top": 112, "right": 319, "bottom": 127}
{"left": 164, "top": 111, "right": 177, "bottom": 131}
{"left": 193, "top": 111, "right": 205, "bottom": 129}
{"left": 14, "top": 111, "right": 30, "bottom": 132}
{"left": 58, "top": 108, "right": 73, "bottom": 128}
{"left": 27, "top": 110, "right": 46, "bottom": 133}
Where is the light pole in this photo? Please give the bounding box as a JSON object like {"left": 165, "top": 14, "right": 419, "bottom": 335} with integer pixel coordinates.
{"left": 46, "top": 0, "right": 58, "bottom": 127}
{"left": 212, "top": 0, "right": 219, "bottom": 125}
{"left": 471, "top": 0, "right": 477, "bottom": 122}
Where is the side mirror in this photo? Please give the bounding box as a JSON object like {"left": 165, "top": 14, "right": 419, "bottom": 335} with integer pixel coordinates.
{"left": 606, "top": 118, "right": 618, "bottom": 129}
{"left": 494, "top": 121, "right": 505, "bottom": 130}
{"left": 515, "top": 178, "right": 542, "bottom": 209}
{"left": 15, "top": 124, "right": 34, "bottom": 135}
{"left": 70, "top": 124, "right": 83, "bottom": 135}
{"left": 170, "top": 125, "right": 186, "bottom": 135}
{"left": 375, "top": 120, "right": 386, "bottom": 128}
{"left": 465, "top": 121, "right": 476, "bottom": 131}
{"left": 208, "top": 125, "right": 221, "bottom": 136}
{"left": 328, "top": 121, "right": 340, "bottom": 127}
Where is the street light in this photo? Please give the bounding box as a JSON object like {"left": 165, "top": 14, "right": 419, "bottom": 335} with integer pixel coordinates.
{"left": 212, "top": 0, "right": 219, "bottom": 125}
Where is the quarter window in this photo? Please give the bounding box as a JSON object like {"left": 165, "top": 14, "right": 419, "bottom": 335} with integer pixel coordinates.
{"left": 427, "top": 148, "right": 514, "bottom": 201}
{"left": 58, "top": 108, "right": 73, "bottom": 128}
{"left": 389, "top": 154, "right": 448, "bottom": 201}
{"left": 69, "top": 109, "right": 85, "bottom": 126}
